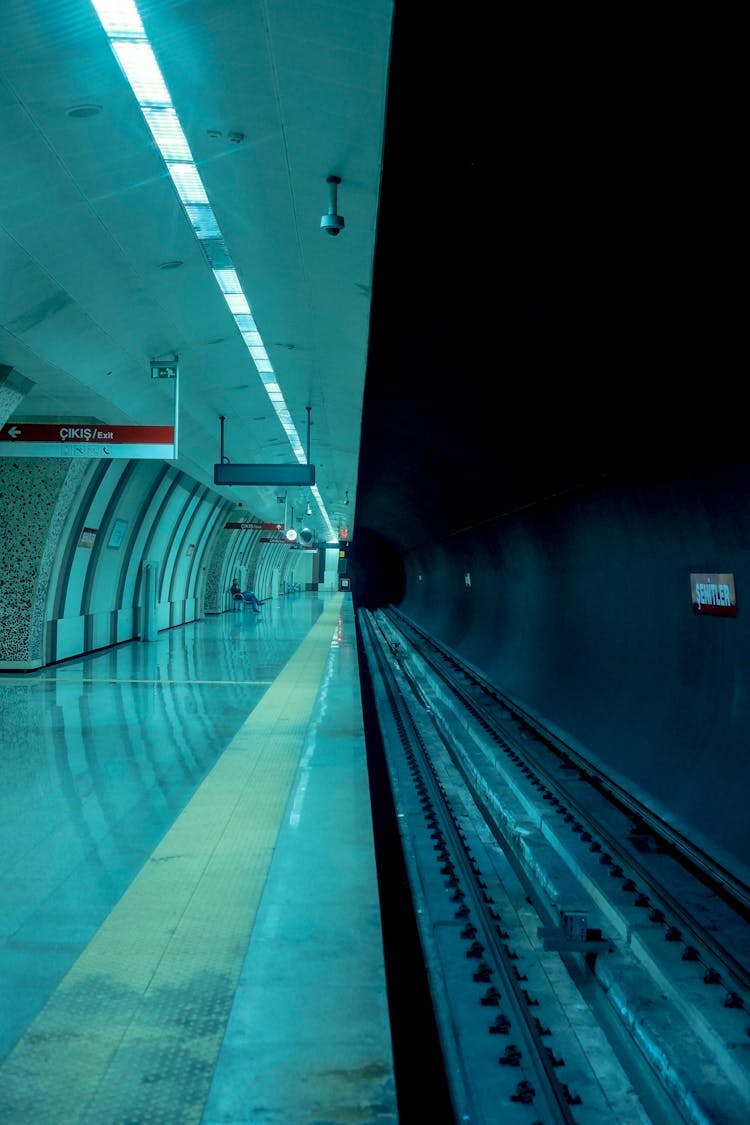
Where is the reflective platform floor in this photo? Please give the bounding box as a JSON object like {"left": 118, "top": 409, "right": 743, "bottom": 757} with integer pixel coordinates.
{"left": 0, "top": 591, "right": 396, "bottom": 1124}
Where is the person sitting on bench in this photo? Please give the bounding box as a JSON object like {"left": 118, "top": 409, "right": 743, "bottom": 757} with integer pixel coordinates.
{"left": 230, "top": 578, "right": 245, "bottom": 610}
{"left": 241, "top": 589, "right": 262, "bottom": 612}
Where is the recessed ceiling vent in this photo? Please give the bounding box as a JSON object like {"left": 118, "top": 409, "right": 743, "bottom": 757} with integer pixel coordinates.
{"left": 67, "top": 104, "right": 102, "bottom": 118}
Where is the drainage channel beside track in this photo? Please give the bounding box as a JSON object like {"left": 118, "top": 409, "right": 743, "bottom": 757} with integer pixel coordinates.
{"left": 357, "top": 606, "right": 750, "bottom": 1125}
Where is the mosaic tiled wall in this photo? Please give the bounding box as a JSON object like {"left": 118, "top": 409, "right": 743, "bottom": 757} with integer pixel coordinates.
{"left": 0, "top": 458, "right": 88, "bottom": 666}
{"left": 205, "top": 527, "right": 234, "bottom": 614}
{"left": 0, "top": 457, "right": 241, "bottom": 664}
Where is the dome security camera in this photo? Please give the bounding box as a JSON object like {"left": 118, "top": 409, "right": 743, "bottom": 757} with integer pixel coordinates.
{"left": 321, "top": 175, "right": 345, "bottom": 236}
{"left": 321, "top": 213, "right": 345, "bottom": 236}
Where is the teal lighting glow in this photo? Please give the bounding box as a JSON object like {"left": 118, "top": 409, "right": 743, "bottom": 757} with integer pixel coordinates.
{"left": 91, "top": 0, "right": 336, "bottom": 541}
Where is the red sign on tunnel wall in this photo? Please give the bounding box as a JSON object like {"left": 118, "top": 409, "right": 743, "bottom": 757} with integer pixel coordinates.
{"left": 690, "top": 573, "right": 737, "bottom": 617}
{"left": 0, "top": 422, "right": 175, "bottom": 459}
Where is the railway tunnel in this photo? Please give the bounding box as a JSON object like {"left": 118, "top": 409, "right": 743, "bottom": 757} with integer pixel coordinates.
{"left": 1, "top": 2, "right": 746, "bottom": 1123}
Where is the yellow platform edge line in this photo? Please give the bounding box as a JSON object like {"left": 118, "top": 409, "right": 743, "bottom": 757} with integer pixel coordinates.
{"left": 0, "top": 594, "right": 345, "bottom": 1124}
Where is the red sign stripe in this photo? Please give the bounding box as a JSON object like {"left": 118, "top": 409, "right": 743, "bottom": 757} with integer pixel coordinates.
{"left": 0, "top": 424, "right": 174, "bottom": 443}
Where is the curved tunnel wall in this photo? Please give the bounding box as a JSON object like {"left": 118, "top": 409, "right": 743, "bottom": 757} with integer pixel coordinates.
{"left": 397, "top": 458, "right": 750, "bottom": 886}
{"left": 0, "top": 458, "right": 284, "bottom": 671}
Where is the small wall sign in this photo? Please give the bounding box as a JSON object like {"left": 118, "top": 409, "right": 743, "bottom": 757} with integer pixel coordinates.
{"left": 78, "top": 526, "right": 97, "bottom": 549}
{"left": 690, "top": 573, "right": 737, "bottom": 617}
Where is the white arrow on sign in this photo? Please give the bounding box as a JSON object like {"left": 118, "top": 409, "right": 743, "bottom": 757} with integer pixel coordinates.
{"left": 7, "top": 426, "right": 21, "bottom": 438}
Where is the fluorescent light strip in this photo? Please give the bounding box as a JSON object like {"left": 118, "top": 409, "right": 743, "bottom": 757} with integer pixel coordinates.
{"left": 112, "top": 41, "right": 170, "bottom": 103}
{"left": 214, "top": 269, "right": 242, "bottom": 294}
{"left": 91, "top": 0, "right": 337, "bottom": 541}
{"left": 142, "top": 107, "right": 191, "bottom": 160}
{"left": 168, "top": 163, "right": 209, "bottom": 205}
{"left": 224, "top": 293, "right": 251, "bottom": 315}
{"left": 93, "top": 1, "right": 145, "bottom": 37}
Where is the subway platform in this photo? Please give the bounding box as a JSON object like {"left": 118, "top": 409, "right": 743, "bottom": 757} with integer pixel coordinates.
{"left": 0, "top": 590, "right": 397, "bottom": 1124}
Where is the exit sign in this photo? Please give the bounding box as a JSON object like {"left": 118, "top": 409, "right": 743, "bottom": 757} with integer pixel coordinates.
{"left": 150, "top": 362, "right": 178, "bottom": 379}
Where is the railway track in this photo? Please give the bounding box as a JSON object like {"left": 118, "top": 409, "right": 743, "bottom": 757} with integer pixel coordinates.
{"left": 357, "top": 606, "right": 750, "bottom": 1125}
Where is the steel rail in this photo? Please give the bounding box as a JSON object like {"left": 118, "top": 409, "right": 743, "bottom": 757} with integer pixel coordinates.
{"left": 389, "top": 605, "right": 750, "bottom": 922}
{"left": 385, "top": 607, "right": 750, "bottom": 996}
{"left": 360, "top": 609, "right": 584, "bottom": 1124}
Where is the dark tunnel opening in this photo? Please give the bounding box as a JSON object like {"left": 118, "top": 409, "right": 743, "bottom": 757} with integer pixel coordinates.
{"left": 349, "top": 527, "right": 406, "bottom": 610}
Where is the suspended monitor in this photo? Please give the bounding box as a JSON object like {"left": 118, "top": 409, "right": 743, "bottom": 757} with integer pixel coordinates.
{"left": 214, "top": 463, "right": 315, "bottom": 486}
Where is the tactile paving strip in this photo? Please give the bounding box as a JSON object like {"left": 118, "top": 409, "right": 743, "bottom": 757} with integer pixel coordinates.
{"left": 0, "top": 595, "right": 344, "bottom": 1124}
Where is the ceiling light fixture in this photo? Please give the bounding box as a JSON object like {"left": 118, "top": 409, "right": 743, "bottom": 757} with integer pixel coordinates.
{"left": 91, "top": 0, "right": 336, "bottom": 539}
